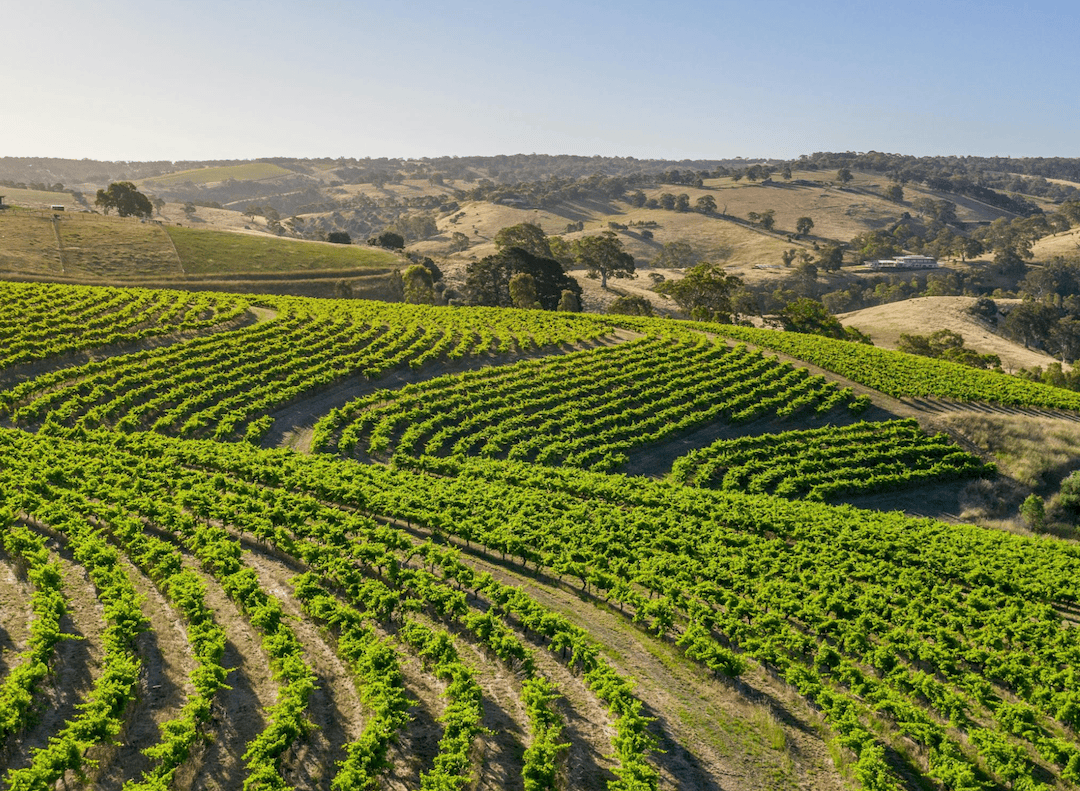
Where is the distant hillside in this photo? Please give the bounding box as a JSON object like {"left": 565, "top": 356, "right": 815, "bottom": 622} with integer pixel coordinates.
{"left": 0, "top": 206, "right": 401, "bottom": 298}
{"left": 142, "top": 162, "right": 294, "bottom": 187}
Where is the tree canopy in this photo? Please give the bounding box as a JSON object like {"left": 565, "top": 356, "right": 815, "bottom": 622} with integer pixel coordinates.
{"left": 572, "top": 232, "right": 635, "bottom": 288}
{"left": 494, "top": 223, "right": 553, "bottom": 259}
{"left": 95, "top": 182, "right": 153, "bottom": 218}
{"left": 368, "top": 231, "right": 405, "bottom": 250}
{"left": 464, "top": 247, "right": 581, "bottom": 310}
{"left": 654, "top": 262, "right": 743, "bottom": 323}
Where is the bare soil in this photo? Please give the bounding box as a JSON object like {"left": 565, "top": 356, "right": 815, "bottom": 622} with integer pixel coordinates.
{"left": 413, "top": 612, "right": 532, "bottom": 791}
{"left": 92, "top": 553, "right": 197, "bottom": 787}
{"left": 0, "top": 553, "right": 32, "bottom": 678}
{"left": 0, "top": 526, "right": 104, "bottom": 774}
{"left": 240, "top": 548, "right": 368, "bottom": 791}
{"left": 169, "top": 546, "right": 276, "bottom": 791}
{"left": 381, "top": 648, "right": 447, "bottom": 791}
{"left": 444, "top": 547, "right": 845, "bottom": 791}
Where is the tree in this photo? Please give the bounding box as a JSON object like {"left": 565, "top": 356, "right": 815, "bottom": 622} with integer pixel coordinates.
{"left": 627, "top": 190, "right": 647, "bottom": 208}
{"left": 368, "top": 231, "right": 405, "bottom": 250}
{"left": 1020, "top": 494, "right": 1046, "bottom": 532}
{"left": 391, "top": 213, "right": 438, "bottom": 243}
{"left": 509, "top": 272, "right": 540, "bottom": 309}
{"left": 401, "top": 264, "right": 437, "bottom": 304}
{"left": 327, "top": 231, "right": 352, "bottom": 244}
{"left": 572, "top": 232, "right": 635, "bottom": 288}
{"left": 557, "top": 290, "right": 581, "bottom": 312}
{"left": 465, "top": 247, "right": 581, "bottom": 310}
{"left": 1057, "top": 471, "right": 1080, "bottom": 522}
{"left": 675, "top": 194, "right": 691, "bottom": 212}
{"left": 654, "top": 262, "right": 742, "bottom": 322}
{"left": 95, "top": 181, "right": 153, "bottom": 218}
{"left": 747, "top": 209, "right": 776, "bottom": 231}
{"left": 694, "top": 195, "right": 717, "bottom": 214}
{"left": 851, "top": 230, "right": 900, "bottom": 262}
{"left": 650, "top": 241, "right": 696, "bottom": 269}
{"left": 607, "top": 295, "right": 654, "bottom": 316}
{"left": 956, "top": 237, "right": 984, "bottom": 262}
{"left": 1050, "top": 317, "right": 1080, "bottom": 363}
{"left": 781, "top": 166, "right": 792, "bottom": 180}
{"left": 1001, "top": 300, "right": 1056, "bottom": 349}
{"left": 884, "top": 183, "right": 904, "bottom": 202}
{"left": 837, "top": 167, "right": 853, "bottom": 185}
{"left": 494, "top": 223, "right": 553, "bottom": 259}
{"left": 183, "top": 202, "right": 197, "bottom": 220}
{"left": 993, "top": 247, "right": 1027, "bottom": 279}
{"left": 777, "top": 297, "right": 847, "bottom": 339}
{"left": 795, "top": 216, "right": 815, "bottom": 236}
{"left": 449, "top": 231, "right": 470, "bottom": 252}
{"left": 817, "top": 244, "right": 844, "bottom": 271}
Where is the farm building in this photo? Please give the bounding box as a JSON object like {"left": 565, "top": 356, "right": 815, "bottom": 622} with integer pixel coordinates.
{"left": 868, "top": 254, "right": 939, "bottom": 270}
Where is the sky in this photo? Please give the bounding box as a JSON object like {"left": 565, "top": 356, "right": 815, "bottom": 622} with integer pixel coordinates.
{"left": 2, "top": 0, "right": 1077, "bottom": 162}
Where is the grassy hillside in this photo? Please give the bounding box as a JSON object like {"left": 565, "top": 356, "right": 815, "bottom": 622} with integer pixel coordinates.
{"left": 839, "top": 296, "right": 1065, "bottom": 373}
{"left": 141, "top": 162, "right": 293, "bottom": 186}
{"left": 0, "top": 208, "right": 401, "bottom": 295}
{"left": 0, "top": 208, "right": 64, "bottom": 275}
{"left": 166, "top": 226, "right": 399, "bottom": 274}
{"left": 0, "top": 185, "right": 78, "bottom": 208}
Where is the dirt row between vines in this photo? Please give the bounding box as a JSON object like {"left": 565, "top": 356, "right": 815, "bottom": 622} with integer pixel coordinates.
{"left": 1, "top": 524, "right": 106, "bottom": 776}
{"left": 0, "top": 551, "right": 33, "bottom": 679}
{"left": 390, "top": 523, "right": 847, "bottom": 791}
{"left": 228, "top": 525, "right": 621, "bottom": 791}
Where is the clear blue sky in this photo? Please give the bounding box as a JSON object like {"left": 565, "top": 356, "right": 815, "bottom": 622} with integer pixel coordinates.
{"left": 2, "top": 0, "right": 1077, "bottom": 162}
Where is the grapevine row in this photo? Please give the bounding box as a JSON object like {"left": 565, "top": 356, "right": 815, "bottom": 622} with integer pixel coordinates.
{"left": 317, "top": 334, "right": 864, "bottom": 471}
{"left": 0, "top": 281, "right": 247, "bottom": 370}
{"left": 671, "top": 419, "right": 995, "bottom": 500}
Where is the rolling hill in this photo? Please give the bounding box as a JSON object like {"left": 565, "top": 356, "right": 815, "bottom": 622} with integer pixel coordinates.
{"left": 0, "top": 206, "right": 403, "bottom": 298}
{"left": 1, "top": 280, "right": 1079, "bottom": 791}
{"left": 839, "top": 296, "right": 1066, "bottom": 373}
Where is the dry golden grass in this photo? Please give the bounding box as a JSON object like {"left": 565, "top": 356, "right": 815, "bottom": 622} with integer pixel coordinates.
{"left": 0, "top": 209, "right": 64, "bottom": 275}
{"left": 839, "top": 296, "right": 1064, "bottom": 373}
{"left": 1030, "top": 225, "right": 1080, "bottom": 259}
{"left": 58, "top": 213, "right": 181, "bottom": 278}
{"left": 938, "top": 412, "right": 1080, "bottom": 489}
{"left": 0, "top": 186, "right": 75, "bottom": 209}
{"left": 934, "top": 411, "right": 1080, "bottom": 537}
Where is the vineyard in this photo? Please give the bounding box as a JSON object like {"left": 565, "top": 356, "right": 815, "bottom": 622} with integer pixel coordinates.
{"left": 0, "top": 280, "right": 1078, "bottom": 791}
{"left": 312, "top": 332, "right": 864, "bottom": 472}
{"left": 716, "top": 323, "right": 1080, "bottom": 411}
{"left": 670, "top": 419, "right": 995, "bottom": 501}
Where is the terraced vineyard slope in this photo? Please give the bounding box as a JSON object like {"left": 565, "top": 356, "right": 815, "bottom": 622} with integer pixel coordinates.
{"left": 671, "top": 419, "right": 995, "bottom": 501}
{"left": 0, "top": 281, "right": 1078, "bottom": 791}
{"left": 314, "top": 331, "right": 865, "bottom": 471}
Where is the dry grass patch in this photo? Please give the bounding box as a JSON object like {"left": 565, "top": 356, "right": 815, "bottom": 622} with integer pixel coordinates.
{"left": 934, "top": 412, "right": 1080, "bottom": 533}
{"left": 58, "top": 213, "right": 181, "bottom": 278}
{"left": 1030, "top": 225, "right": 1080, "bottom": 259}
{"left": 839, "top": 296, "right": 1063, "bottom": 373}
{"left": 0, "top": 186, "right": 75, "bottom": 208}
{"left": 0, "top": 210, "right": 64, "bottom": 275}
